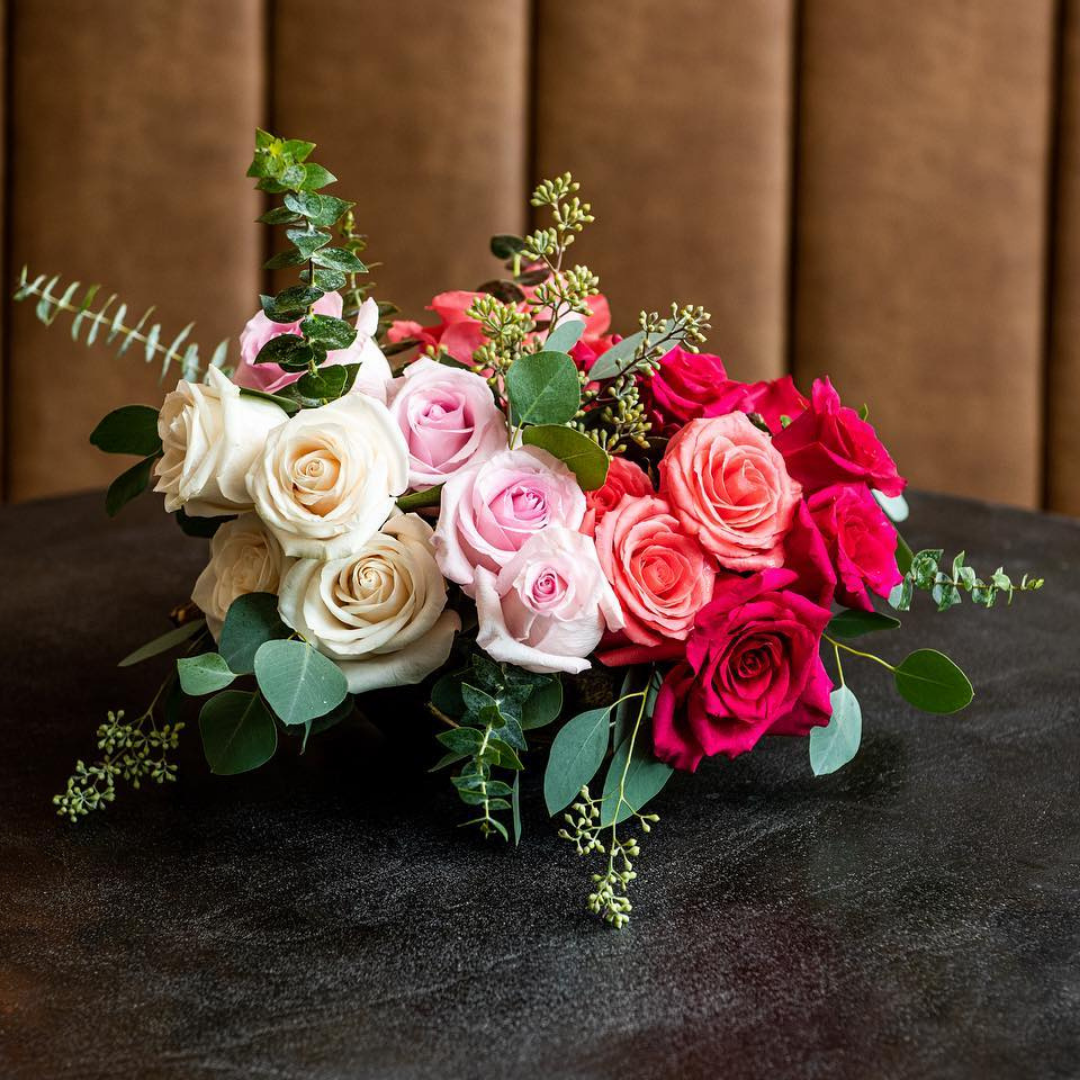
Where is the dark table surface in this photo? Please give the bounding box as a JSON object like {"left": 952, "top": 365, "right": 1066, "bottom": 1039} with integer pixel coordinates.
{"left": 0, "top": 489, "right": 1077, "bottom": 1079}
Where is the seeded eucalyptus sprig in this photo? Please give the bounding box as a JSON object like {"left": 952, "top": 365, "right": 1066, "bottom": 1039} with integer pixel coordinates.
{"left": 248, "top": 130, "right": 369, "bottom": 406}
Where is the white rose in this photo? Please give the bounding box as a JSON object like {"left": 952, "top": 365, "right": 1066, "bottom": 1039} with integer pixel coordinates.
{"left": 278, "top": 514, "right": 460, "bottom": 693}
{"left": 154, "top": 365, "right": 284, "bottom": 517}
{"left": 344, "top": 297, "right": 394, "bottom": 402}
{"left": 246, "top": 391, "right": 409, "bottom": 559}
{"left": 474, "top": 526, "right": 623, "bottom": 675}
{"left": 191, "top": 514, "right": 290, "bottom": 637}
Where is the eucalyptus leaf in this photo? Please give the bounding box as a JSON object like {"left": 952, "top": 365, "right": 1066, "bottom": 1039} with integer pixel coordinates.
{"left": 177, "top": 652, "right": 236, "bottom": 696}
{"left": 827, "top": 609, "right": 902, "bottom": 639}
{"left": 295, "top": 365, "right": 349, "bottom": 403}
{"left": 286, "top": 227, "right": 332, "bottom": 259}
{"left": 600, "top": 733, "right": 673, "bottom": 826}
{"left": 218, "top": 592, "right": 290, "bottom": 674}
{"left": 436, "top": 727, "right": 488, "bottom": 755}
{"left": 238, "top": 386, "right": 300, "bottom": 415}
{"left": 253, "top": 333, "right": 313, "bottom": 368}
{"left": 105, "top": 455, "right": 158, "bottom": 517}
{"left": 873, "top": 490, "right": 910, "bottom": 523}
{"left": 254, "top": 640, "right": 349, "bottom": 726}
{"left": 512, "top": 772, "right": 523, "bottom": 846}
{"left": 544, "top": 318, "right": 585, "bottom": 354}
{"left": 311, "top": 247, "right": 367, "bottom": 273}
{"left": 490, "top": 234, "right": 526, "bottom": 258}
{"left": 260, "top": 286, "right": 324, "bottom": 324}
{"left": 199, "top": 691, "right": 278, "bottom": 775}
{"left": 118, "top": 618, "right": 207, "bottom": 668}
{"left": 522, "top": 425, "right": 609, "bottom": 490}
{"left": 810, "top": 687, "right": 863, "bottom": 775}
{"left": 300, "top": 313, "right": 356, "bottom": 351}
{"left": 893, "top": 649, "right": 974, "bottom": 714}
{"left": 90, "top": 405, "right": 161, "bottom": 456}
{"left": 521, "top": 676, "right": 563, "bottom": 729}
{"left": 175, "top": 509, "right": 234, "bottom": 538}
{"left": 543, "top": 708, "right": 610, "bottom": 815}
{"left": 505, "top": 350, "right": 581, "bottom": 426}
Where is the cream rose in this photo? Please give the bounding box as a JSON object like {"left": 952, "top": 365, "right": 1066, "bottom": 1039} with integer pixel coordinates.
{"left": 474, "top": 527, "right": 623, "bottom": 675}
{"left": 154, "top": 365, "right": 284, "bottom": 517}
{"left": 246, "top": 392, "right": 409, "bottom": 559}
{"left": 191, "top": 514, "right": 289, "bottom": 637}
{"left": 277, "top": 514, "right": 460, "bottom": 693}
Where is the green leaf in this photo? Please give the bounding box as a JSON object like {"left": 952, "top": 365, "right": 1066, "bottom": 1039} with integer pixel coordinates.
{"left": 430, "top": 750, "right": 468, "bottom": 772}
{"left": 600, "top": 734, "right": 673, "bottom": 826}
{"left": 118, "top": 618, "right": 207, "bottom": 668}
{"left": 396, "top": 485, "right": 444, "bottom": 513}
{"left": 282, "top": 138, "right": 316, "bottom": 163}
{"left": 300, "top": 313, "right": 357, "bottom": 351}
{"left": 490, "top": 234, "right": 527, "bottom": 258}
{"left": 174, "top": 509, "right": 234, "bottom": 538}
{"left": 105, "top": 455, "right": 158, "bottom": 517}
{"left": 522, "top": 425, "right": 609, "bottom": 490}
{"left": 586, "top": 329, "right": 647, "bottom": 381}
{"left": 827, "top": 609, "right": 902, "bottom": 639}
{"left": 893, "top": 649, "right": 974, "bottom": 714}
{"left": 490, "top": 738, "right": 524, "bottom": 771}
{"left": 312, "top": 268, "right": 348, "bottom": 292}
{"left": 263, "top": 248, "right": 308, "bottom": 271}
{"left": 218, "top": 592, "right": 290, "bottom": 674}
{"left": 90, "top": 405, "right": 161, "bottom": 456}
{"left": 300, "top": 694, "right": 355, "bottom": 752}
{"left": 436, "top": 727, "right": 488, "bottom": 755}
{"left": 543, "top": 708, "right": 610, "bottom": 815}
{"left": 177, "top": 652, "right": 236, "bottom": 696}
{"left": 260, "top": 286, "right": 324, "bottom": 324}
{"left": 810, "top": 687, "right": 863, "bottom": 775}
{"left": 253, "top": 333, "right": 315, "bottom": 369}
{"left": 311, "top": 247, "right": 368, "bottom": 273}
{"left": 238, "top": 386, "right": 300, "bottom": 415}
{"left": 258, "top": 206, "right": 303, "bottom": 225}
{"left": 521, "top": 676, "right": 563, "bottom": 729}
{"left": 199, "top": 691, "right": 278, "bottom": 775}
{"left": 544, "top": 318, "right": 586, "bottom": 354}
{"left": 254, "top": 639, "right": 349, "bottom": 726}
{"left": 505, "top": 350, "right": 581, "bottom": 426}
{"left": 284, "top": 191, "right": 355, "bottom": 227}
{"left": 286, "top": 227, "right": 333, "bottom": 259}
{"left": 894, "top": 530, "right": 915, "bottom": 576}
{"left": 295, "top": 365, "right": 349, "bottom": 403}
{"left": 873, "top": 490, "right": 910, "bottom": 523}
{"left": 299, "top": 163, "right": 337, "bottom": 190}
{"left": 512, "top": 772, "right": 522, "bottom": 846}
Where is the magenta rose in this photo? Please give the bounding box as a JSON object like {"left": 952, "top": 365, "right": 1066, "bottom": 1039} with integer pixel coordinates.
{"left": 772, "top": 377, "right": 905, "bottom": 497}
{"left": 808, "top": 483, "right": 902, "bottom": 611}
{"left": 652, "top": 568, "right": 833, "bottom": 771}
{"left": 644, "top": 347, "right": 752, "bottom": 432}
{"left": 739, "top": 375, "right": 809, "bottom": 432}
{"left": 581, "top": 456, "right": 653, "bottom": 536}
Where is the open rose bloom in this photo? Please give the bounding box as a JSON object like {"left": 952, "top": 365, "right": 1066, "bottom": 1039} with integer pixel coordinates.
{"left": 65, "top": 138, "right": 1034, "bottom": 929}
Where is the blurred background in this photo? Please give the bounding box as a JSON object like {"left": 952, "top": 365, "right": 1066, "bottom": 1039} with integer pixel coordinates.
{"left": 1, "top": 0, "right": 1078, "bottom": 514}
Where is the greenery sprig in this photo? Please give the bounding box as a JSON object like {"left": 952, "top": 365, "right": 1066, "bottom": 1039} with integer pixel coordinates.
{"left": 892, "top": 549, "right": 1044, "bottom": 613}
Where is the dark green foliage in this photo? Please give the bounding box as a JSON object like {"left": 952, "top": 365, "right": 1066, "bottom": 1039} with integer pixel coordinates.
{"left": 892, "top": 548, "right": 1044, "bottom": 613}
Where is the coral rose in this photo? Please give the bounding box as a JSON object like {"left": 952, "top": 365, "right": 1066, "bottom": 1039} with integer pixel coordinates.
{"left": 660, "top": 414, "right": 801, "bottom": 570}
{"left": 580, "top": 456, "right": 653, "bottom": 536}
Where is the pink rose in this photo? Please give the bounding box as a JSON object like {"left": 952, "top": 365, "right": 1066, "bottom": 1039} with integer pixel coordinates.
{"left": 739, "top": 375, "right": 810, "bottom": 432}
{"left": 652, "top": 568, "right": 833, "bottom": 771}
{"left": 474, "top": 527, "right": 623, "bottom": 674}
{"left": 388, "top": 290, "right": 488, "bottom": 364}
{"left": 580, "top": 456, "right": 653, "bottom": 536}
{"left": 772, "top": 377, "right": 905, "bottom": 497}
{"left": 659, "top": 414, "right": 802, "bottom": 570}
{"left": 433, "top": 446, "right": 585, "bottom": 594}
{"left": 388, "top": 357, "right": 507, "bottom": 489}
{"left": 808, "top": 484, "right": 902, "bottom": 611}
{"left": 233, "top": 294, "right": 392, "bottom": 400}
{"left": 643, "top": 347, "right": 752, "bottom": 433}
{"left": 594, "top": 493, "right": 715, "bottom": 647}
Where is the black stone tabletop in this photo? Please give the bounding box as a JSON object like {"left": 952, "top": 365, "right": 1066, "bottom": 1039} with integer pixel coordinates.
{"left": 0, "top": 489, "right": 1077, "bottom": 1079}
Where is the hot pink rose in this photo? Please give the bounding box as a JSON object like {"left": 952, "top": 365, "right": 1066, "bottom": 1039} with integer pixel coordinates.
{"left": 474, "top": 527, "right": 624, "bottom": 674}
{"left": 652, "top": 568, "right": 833, "bottom": 771}
{"left": 772, "top": 377, "right": 905, "bottom": 497}
{"left": 739, "top": 375, "right": 810, "bottom": 432}
{"left": 643, "top": 347, "right": 752, "bottom": 433}
{"left": 387, "top": 290, "right": 487, "bottom": 364}
{"left": 433, "top": 446, "right": 585, "bottom": 594}
{"left": 581, "top": 456, "right": 653, "bottom": 536}
{"left": 594, "top": 494, "right": 715, "bottom": 647}
{"left": 660, "top": 414, "right": 802, "bottom": 570}
{"left": 233, "top": 293, "right": 391, "bottom": 399}
{"left": 808, "top": 484, "right": 902, "bottom": 611}
{"left": 388, "top": 358, "right": 507, "bottom": 489}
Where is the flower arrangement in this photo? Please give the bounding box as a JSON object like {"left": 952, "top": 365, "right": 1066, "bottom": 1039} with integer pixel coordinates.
{"left": 18, "top": 132, "right": 1044, "bottom": 928}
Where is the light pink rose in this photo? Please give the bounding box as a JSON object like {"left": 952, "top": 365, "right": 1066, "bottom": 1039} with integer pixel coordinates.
{"left": 233, "top": 293, "right": 392, "bottom": 401}
{"left": 387, "top": 357, "right": 507, "bottom": 489}
{"left": 660, "top": 414, "right": 801, "bottom": 570}
{"left": 594, "top": 493, "right": 716, "bottom": 647}
{"left": 433, "top": 446, "right": 585, "bottom": 594}
{"left": 474, "top": 527, "right": 623, "bottom": 674}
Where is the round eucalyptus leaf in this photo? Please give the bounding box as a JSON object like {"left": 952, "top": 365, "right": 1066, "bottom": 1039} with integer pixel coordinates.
{"left": 177, "top": 652, "right": 236, "bottom": 696}
{"left": 894, "top": 649, "right": 974, "bottom": 714}
{"left": 218, "top": 593, "right": 290, "bottom": 675}
{"left": 599, "top": 733, "right": 673, "bottom": 826}
{"left": 521, "top": 425, "right": 609, "bottom": 490}
{"left": 253, "top": 640, "right": 349, "bottom": 726}
{"left": 505, "top": 350, "right": 581, "bottom": 426}
{"left": 198, "top": 691, "right": 278, "bottom": 775}
{"left": 810, "top": 687, "right": 863, "bottom": 776}
{"left": 544, "top": 708, "right": 611, "bottom": 816}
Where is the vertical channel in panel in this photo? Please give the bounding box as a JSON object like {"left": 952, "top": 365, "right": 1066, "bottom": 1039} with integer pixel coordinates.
{"left": 6, "top": 0, "right": 264, "bottom": 502}
{"left": 271, "top": 0, "right": 530, "bottom": 322}
{"left": 533, "top": 0, "right": 794, "bottom": 381}
{"left": 1048, "top": 1, "right": 1080, "bottom": 516}
{"left": 793, "top": 0, "right": 1055, "bottom": 506}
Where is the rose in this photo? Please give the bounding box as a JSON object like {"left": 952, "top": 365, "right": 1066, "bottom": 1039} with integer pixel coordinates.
{"left": 652, "top": 568, "right": 833, "bottom": 771}
{"left": 233, "top": 293, "right": 392, "bottom": 401}
{"left": 246, "top": 391, "right": 409, "bottom": 559}
{"left": 772, "top": 377, "right": 905, "bottom": 496}
{"left": 154, "top": 365, "right": 284, "bottom": 517}
{"left": 593, "top": 494, "right": 715, "bottom": 646}
{"left": 642, "top": 347, "right": 752, "bottom": 433}
{"left": 191, "top": 514, "right": 289, "bottom": 637}
{"left": 387, "top": 357, "right": 507, "bottom": 488}
{"left": 580, "top": 456, "right": 653, "bottom": 536}
{"left": 659, "top": 413, "right": 802, "bottom": 570}
{"left": 433, "top": 446, "right": 585, "bottom": 594}
{"left": 474, "top": 527, "right": 623, "bottom": 674}
{"left": 739, "top": 375, "right": 809, "bottom": 432}
{"left": 387, "top": 291, "right": 487, "bottom": 364}
{"left": 808, "top": 483, "right": 902, "bottom": 611}
{"left": 277, "top": 514, "right": 459, "bottom": 694}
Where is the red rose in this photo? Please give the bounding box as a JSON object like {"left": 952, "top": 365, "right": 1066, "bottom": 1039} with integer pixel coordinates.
{"left": 738, "top": 375, "right": 809, "bottom": 432}
{"left": 772, "top": 377, "right": 905, "bottom": 497}
{"left": 652, "top": 568, "right": 833, "bottom": 771}
{"left": 643, "top": 347, "right": 752, "bottom": 433}
{"left": 581, "top": 456, "right": 654, "bottom": 536}
{"left": 808, "top": 484, "right": 902, "bottom": 611}
{"left": 782, "top": 500, "right": 837, "bottom": 610}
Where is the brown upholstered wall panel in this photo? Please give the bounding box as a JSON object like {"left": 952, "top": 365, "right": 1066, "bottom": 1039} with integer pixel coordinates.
{"left": 1048, "top": 0, "right": 1080, "bottom": 516}
{"left": 533, "top": 0, "right": 794, "bottom": 382}
{"left": 272, "top": 0, "right": 529, "bottom": 325}
{"left": 793, "top": 0, "right": 1055, "bottom": 507}
{"left": 6, "top": 0, "right": 264, "bottom": 502}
